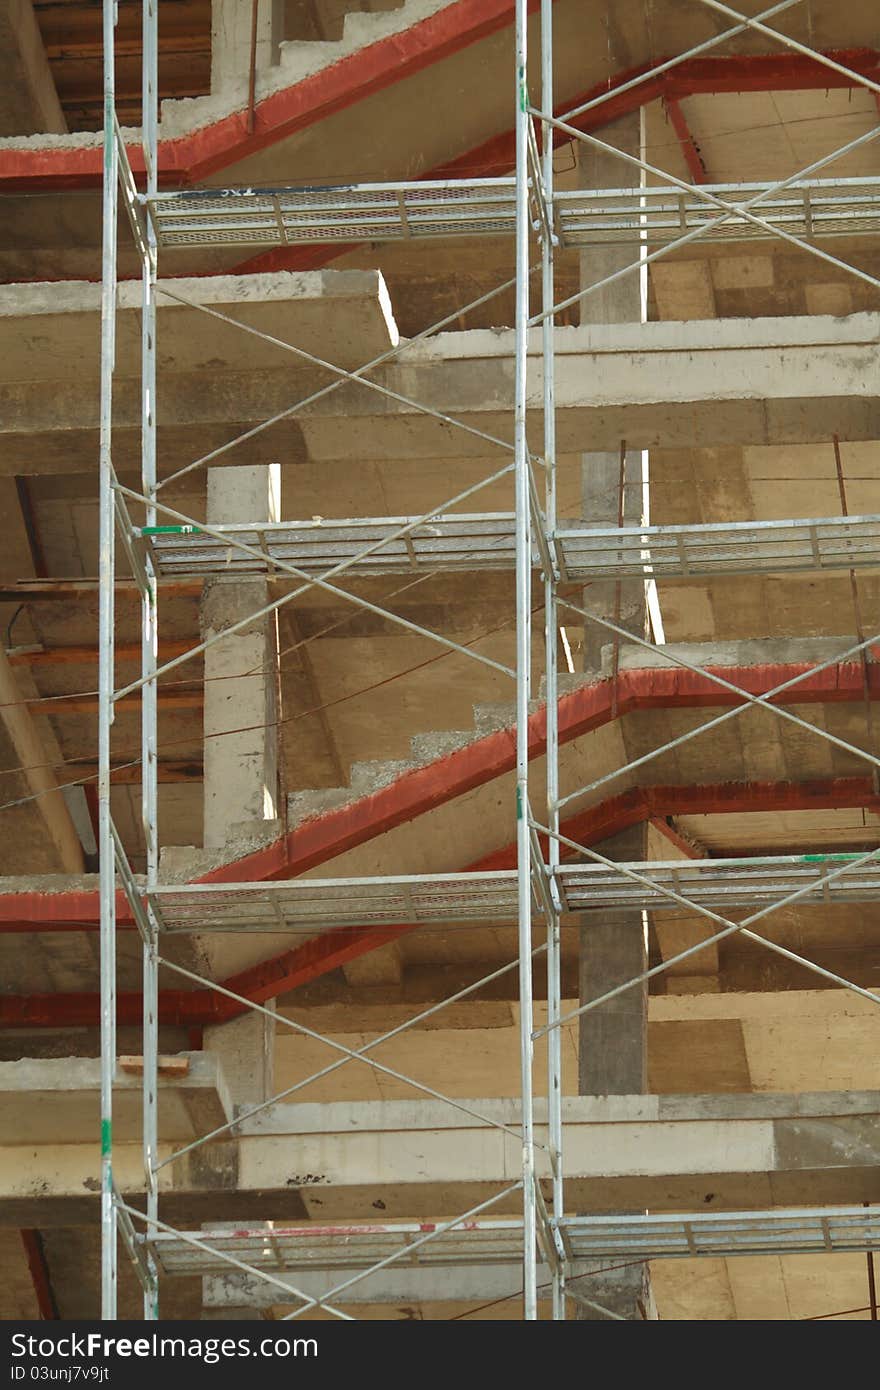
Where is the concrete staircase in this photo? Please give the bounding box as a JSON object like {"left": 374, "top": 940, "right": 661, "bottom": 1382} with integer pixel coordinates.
{"left": 287, "top": 675, "right": 586, "bottom": 831}
{"left": 287, "top": 0, "right": 408, "bottom": 46}
{"left": 160, "top": 0, "right": 454, "bottom": 137}
{"left": 273, "top": 0, "right": 444, "bottom": 88}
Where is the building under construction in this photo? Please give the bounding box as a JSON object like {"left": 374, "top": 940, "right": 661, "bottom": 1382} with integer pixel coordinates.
{"left": 0, "top": 0, "right": 879, "bottom": 1321}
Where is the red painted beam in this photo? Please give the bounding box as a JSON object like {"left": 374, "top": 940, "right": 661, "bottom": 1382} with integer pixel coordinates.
{"left": 6, "top": 45, "right": 876, "bottom": 288}
{"left": 0, "top": 886, "right": 126, "bottom": 933}
{"left": 0, "top": 0, "right": 538, "bottom": 192}
{"left": 1, "top": 43, "right": 876, "bottom": 199}
{"left": 1, "top": 775, "right": 877, "bottom": 1029}
{"left": 20, "top": 1231, "right": 58, "bottom": 1320}
{"left": 230, "top": 47, "right": 880, "bottom": 278}
{"left": 199, "top": 774, "right": 880, "bottom": 1012}
{"left": 664, "top": 95, "right": 707, "bottom": 184}
{"left": 202, "top": 659, "right": 880, "bottom": 886}
{"left": 471, "top": 776, "right": 880, "bottom": 872}
{"left": 433, "top": 48, "right": 880, "bottom": 181}
{"left": 0, "top": 989, "right": 215, "bottom": 1029}
{"left": 0, "top": 661, "right": 877, "bottom": 935}
{"left": 648, "top": 815, "right": 705, "bottom": 858}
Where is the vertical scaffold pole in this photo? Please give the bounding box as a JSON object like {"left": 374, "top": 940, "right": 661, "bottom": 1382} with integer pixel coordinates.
{"left": 141, "top": 0, "right": 160, "bottom": 1322}
{"left": 514, "top": 0, "right": 537, "bottom": 1321}
{"left": 99, "top": 0, "right": 119, "bottom": 1322}
{"left": 540, "top": 0, "right": 564, "bottom": 1321}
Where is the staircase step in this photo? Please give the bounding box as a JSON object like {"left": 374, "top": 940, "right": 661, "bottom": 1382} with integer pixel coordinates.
{"left": 286, "top": 681, "right": 569, "bottom": 832}
{"left": 409, "top": 729, "right": 475, "bottom": 761}
{"left": 276, "top": 0, "right": 449, "bottom": 89}
{"left": 348, "top": 758, "right": 419, "bottom": 793}
{"left": 288, "top": 787, "right": 355, "bottom": 827}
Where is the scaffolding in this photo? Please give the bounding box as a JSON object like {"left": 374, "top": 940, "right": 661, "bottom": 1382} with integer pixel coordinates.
{"left": 97, "top": 0, "right": 880, "bottom": 1320}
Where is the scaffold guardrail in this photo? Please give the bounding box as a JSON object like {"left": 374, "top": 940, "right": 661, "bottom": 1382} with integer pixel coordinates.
{"left": 557, "top": 1206, "right": 880, "bottom": 1260}
{"left": 142, "top": 174, "right": 880, "bottom": 250}
{"left": 141, "top": 511, "right": 880, "bottom": 581}
{"left": 138, "top": 1205, "right": 880, "bottom": 1279}
{"left": 143, "top": 853, "right": 880, "bottom": 933}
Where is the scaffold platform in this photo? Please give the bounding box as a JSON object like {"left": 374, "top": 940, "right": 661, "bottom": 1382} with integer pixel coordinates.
{"left": 139, "top": 1205, "right": 880, "bottom": 1279}
{"left": 145, "top": 853, "right": 880, "bottom": 933}
{"left": 142, "top": 175, "right": 880, "bottom": 251}
{"left": 141, "top": 511, "right": 880, "bottom": 582}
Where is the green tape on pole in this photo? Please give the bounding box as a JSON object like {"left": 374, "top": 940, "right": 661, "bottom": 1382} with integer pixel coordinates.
{"left": 516, "top": 785, "right": 523, "bottom": 820}
{"left": 140, "top": 525, "right": 201, "bottom": 536}
{"left": 101, "top": 1118, "right": 112, "bottom": 1155}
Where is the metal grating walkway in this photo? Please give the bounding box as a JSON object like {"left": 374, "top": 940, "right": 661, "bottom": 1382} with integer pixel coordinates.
{"left": 143, "top": 175, "right": 880, "bottom": 250}
{"left": 143, "top": 1219, "right": 527, "bottom": 1278}
{"left": 142, "top": 512, "right": 880, "bottom": 582}
{"left": 558, "top": 1207, "right": 880, "bottom": 1260}
{"left": 146, "top": 854, "right": 880, "bottom": 933}
{"left": 558, "top": 513, "right": 880, "bottom": 580}
{"left": 558, "top": 854, "right": 880, "bottom": 913}
{"left": 556, "top": 176, "right": 880, "bottom": 246}
{"left": 147, "top": 872, "right": 522, "bottom": 933}
{"left": 142, "top": 514, "right": 519, "bottom": 578}
{"left": 144, "top": 179, "right": 518, "bottom": 249}
{"left": 141, "top": 1206, "right": 880, "bottom": 1277}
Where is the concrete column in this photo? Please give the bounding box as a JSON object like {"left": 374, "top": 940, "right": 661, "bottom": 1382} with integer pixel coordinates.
{"left": 202, "top": 464, "right": 281, "bottom": 851}
{"left": 578, "top": 825, "right": 649, "bottom": 1097}
{"left": 211, "top": 0, "right": 279, "bottom": 96}
{"left": 577, "top": 829, "right": 652, "bottom": 1321}
{"left": 577, "top": 115, "right": 653, "bottom": 1322}
{"left": 579, "top": 112, "right": 649, "bottom": 673}
{"left": 578, "top": 113, "right": 645, "bottom": 329}
{"left": 0, "top": 0, "right": 67, "bottom": 136}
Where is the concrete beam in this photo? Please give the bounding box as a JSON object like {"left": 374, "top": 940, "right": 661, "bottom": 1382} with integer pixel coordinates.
{"left": 0, "top": 268, "right": 397, "bottom": 391}
{"left": 0, "top": 0, "right": 66, "bottom": 136}
{"left": 0, "top": 312, "right": 877, "bottom": 474}
{"left": 0, "top": 1053, "right": 230, "bottom": 1146}
{"left": 2, "top": 1090, "right": 879, "bottom": 1227}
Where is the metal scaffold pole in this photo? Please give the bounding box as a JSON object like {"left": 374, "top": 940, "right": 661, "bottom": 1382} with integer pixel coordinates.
{"left": 84, "top": 0, "right": 880, "bottom": 1320}
{"left": 141, "top": 0, "right": 160, "bottom": 1322}
{"left": 98, "top": 0, "right": 119, "bottom": 1322}
{"left": 540, "top": 0, "right": 564, "bottom": 1322}
{"left": 514, "top": 0, "right": 537, "bottom": 1321}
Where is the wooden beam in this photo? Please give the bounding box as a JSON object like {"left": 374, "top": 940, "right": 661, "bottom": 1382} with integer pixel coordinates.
{"left": 0, "top": 642, "right": 84, "bottom": 872}
{"left": 118, "top": 1055, "right": 190, "bottom": 1076}
{"left": 68, "top": 759, "right": 202, "bottom": 784}
{"left": 9, "top": 639, "right": 194, "bottom": 667}
{"left": 0, "top": 579, "right": 202, "bottom": 601}
{"left": 44, "top": 36, "right": 208, "bottom": 61}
